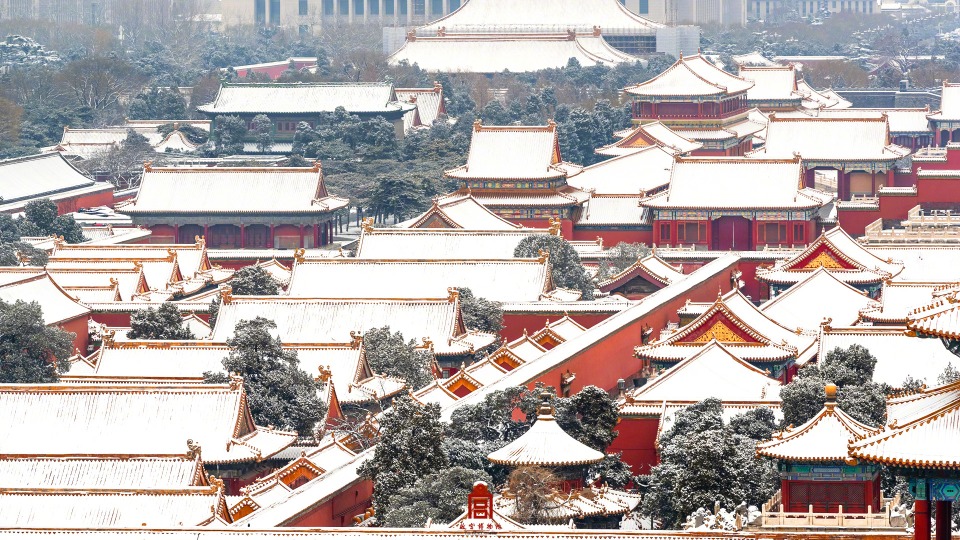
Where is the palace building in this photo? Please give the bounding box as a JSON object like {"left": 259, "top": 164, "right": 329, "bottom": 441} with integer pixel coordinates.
{"left": 624, "top": 53, "right": 765, "bottom": 156}
{"left": 118, "top": 163, "right": 347, "bottom": 249}
{"left": 927, "top": 81, "right": 960, "bottom": 146}
{"left": 399, "top": 192, "right": 523, "bottom": 230}
{"left": 0, "top": 152, "right": 114, "bottom": 214}
{"left": 355, "top": 227, "right": 553, "bottom": 259}
{"left": 444, "top": 122, "right": 589, "bottom": 235}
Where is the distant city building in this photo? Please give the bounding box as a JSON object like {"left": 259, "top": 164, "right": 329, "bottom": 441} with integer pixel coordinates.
{"left": 621, "top": 0, "right": 747, "bottom": 27}
{"left": 220, "top": 0, "right": 462, "bottom": 27}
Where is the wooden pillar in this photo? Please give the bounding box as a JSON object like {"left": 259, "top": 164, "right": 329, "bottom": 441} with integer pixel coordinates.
{"left": 240, "top": 224, "right": 246, "bottom": 248}
{"left": 173, "top": 224, "right": 180, "bottom": 243}
{"left": 313, "top": 224, "right": 320, "bottom": 248}
{"left": 871, "top": 170, "right": 877, "bottom": 195}
{"left": 935, "top": 501, "right": 951, "bottom": 540}
{"left": 298, "top": 225, "right": 305, "bottom": 248}
{"left": 268, "top": 225, "right": 275, "bottom": 248}
{"left": 888, "top": 169, "right": 895, "bottom": 188}
{"left": 916, "top": 482, "right": 931, "bottom": 540}
{"left": 203, "top": 224, "right": 210, "bottom": 245}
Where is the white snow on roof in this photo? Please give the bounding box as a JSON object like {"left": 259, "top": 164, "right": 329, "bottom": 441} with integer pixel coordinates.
{"left": 929, "top": 82, "right": 960, "bottom": 121}
{"left": 760, "top": 268, "right": 877, "bottom": 331}
{"left": 868, "top": 246, "right": 960, "bottom": 283}
{"left": 739, "top": 66, "right": 800, "bottom": 102}
{"left": 355, "top": 228, "right": 548, "bottom": 260}
{"left": 577, "top": 195, "right": 650, "bottom": 226}
{"left": 446, "top": 123, "right": 562, "bottom": 180}
{"left": 487, "top": 406, "right": 604, "bottom": 467}
{"left": 404, "top": 192, "right": 522, "bottom": 229}
{"left": 860, "top": 281, "right": 939, "bottom": 323}
{"left": 570, "top": 145, "right": 675, "bottom": 194}
{"left": 396, "top": 86, "right": 444, "bottom": 128}
{"left": 756, "top": 400, "right": 873, "bottom": 462}
{"left": 0, "top": 273, "right": 90, "bottom": 325}
{"left": 197, "top": 83, "right": 411, "bottom": 115}
{"left": 0, "top": 456, "right": 204, "bottom": 489}
{"left": 417, "top": 0, "right": 661, "bottom": 34}
{"left": 0, "top": 152, "right": 100, "bottom": 205}
{"left": 288, "top": 259, "right": 550, "bottom": 302}
{"left": 751, "top": 116, "right": 909, "bottom": 161}
{"left": 625, "top": 54, "right": 754, "bottom": 98}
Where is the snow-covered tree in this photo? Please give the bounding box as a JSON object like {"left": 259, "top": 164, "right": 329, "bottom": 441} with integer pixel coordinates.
{"left": 359, "top": 396, "right": 448, "bottom": 516}
{"left": 508, "top": 465, "right": 558, "bottom": 524}
{"left": 938, "top": 362, "right": 960, "bottom": 386}
{"left": 230, "top": 265, "right": 280, "bottom": 295}
{"left": 0, "top": 299, "right": 73, "bottom": 383}
{"left": 127, "top": 302, "right": 195, "bottom": 340}
{"left": 596, "top": 242, "right": 652, "bottom": 280}
{"left": 18, "top": 199, "right": 85, "bottom": 243}
{"left": 214, "top": 114, "right": 247, "bottom": 155}
{"left": 642, "top": 398, "right": 778, "bottom": 529}
{"left": 251, "top": 114, "right": 273, "bottom": 153}
{"left": 204, "top": 317, "right": 325, "bottom": 435}
{"left": 457, "top": 287, "right": 503, "bottom": 334}
{"left": 380, "top": 466, "right": 491, "bottom": 527}
{"left": 514, "top": 234, "right": 593, "bottom": 300}
{"left": 362, "top": 326, "right": 434, "bottom": 389}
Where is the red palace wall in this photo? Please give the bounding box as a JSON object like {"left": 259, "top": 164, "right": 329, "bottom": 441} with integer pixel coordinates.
{"left": 60, "top": 316, "right": 90, "bottom": 355}
{"left": 286, "top": 477, "right": 374, "bottom": 527}
{"left": 235, "top": 60, "right": 316, "bottom": 80}
{"left": 501, "top": 312, "right": 614, "bottom": 342}
{"left": 6, "top": 186, "right": 119, "bottom": 216}
{"left": 90, "top": 312, "right": 134, "bottom": 328}
{"left": 608, "top": 417, "right": 661, "bottom": 474}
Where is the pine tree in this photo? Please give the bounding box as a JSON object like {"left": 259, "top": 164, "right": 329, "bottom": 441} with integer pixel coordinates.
{"left": 514, "top": 234, "right": 594, "bottom": 300}
{"left": 0, "top": 300, "right": 73, "bottom": 383}
{"left": 127, "top": 302, "right": 195, "bottom": 340}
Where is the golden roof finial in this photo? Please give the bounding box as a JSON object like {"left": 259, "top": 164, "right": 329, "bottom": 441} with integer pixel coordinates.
{"left": 349, "top": 330, "right": 362, "bottom": 347}
{"left": 219, "top": 284, "right": 233, "bottom": 305}
{"left": 447, "top": 287, "right": 459, "bottom": 302}
{"left": 186, "top": 439, "right": 202, "bottom": 460}
{"left": 294, "top": 248, "right": 306, "bottom": 264}
{"left": 548, "top": 217, "right": 562, "bottom": 236}
{"left": 316, "top": 365, "right": 333, "bottom": 383}
{"left": 361, "top": 217, "right": 374, "bottom": 233}
{"left": 537, "top": 249, "right": 550, "bottom": 264}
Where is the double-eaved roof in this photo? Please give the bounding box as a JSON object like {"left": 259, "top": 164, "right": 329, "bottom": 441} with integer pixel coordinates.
{"left": 624, "top": 53, "right": 754, "bottom": 98}
{"left": 757, "top": 393, "right": 875, "bottom": 463}
{"left": 641, "top": 156, "right": 832, "bottom": 211}
{"left": 210, "top": 295, "right": 497, "bottom": 356}
{"left": 119, "top": 164, "right": 348, "bottom": 217}
{"left": 287, "top": 258, "right": 553, "bottom": 303}
{"left": 197, "top": 82, "right": 413, "bottom": 116}
{"left": 749, "top": 115, "right": 910, "bottom": 162}
{"left": 388, "top": 33, "right": 638, "bottom": 74}
{"left": 0, "top": 381, "right": 296, "bottom": 464}
{"left": 757, "top": 226, "right": 904, "bottom": 286}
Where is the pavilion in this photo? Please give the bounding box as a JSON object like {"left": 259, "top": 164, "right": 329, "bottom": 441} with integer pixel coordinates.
{"left": 739, "top": 65, "right": 803, "bottom": 112}
{"left": 927, "top": 81, "right": 960, "bottom": 146}
{"left": 758, "top": 267, "right": 878, "bottom": 331}
{"left": 118, "top": 162, "right": 348, "bottom": 249}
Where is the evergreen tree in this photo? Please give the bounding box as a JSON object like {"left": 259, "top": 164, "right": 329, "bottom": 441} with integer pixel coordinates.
{"left": 214, "top": 115, "right": 247, "bottom": 155}
{"left": 230, "top": 265, "right": 280, "bottom": 295}
{"left": 0, "top": 299, "right": 73, "bottom": 383}
{"left": 514, "top": 234, "right": 594, "bottom": 300}
{"left": 205, "top": 317, "right": 326, "bottom": 434}
{"left": 457, "top": 287, "right": 503, "bottom": 334}
{"left": 359, "top": 396, "right": 449, "bottom": 515}
{"left": 19, "top": 199, "right": 85, "bottom": 243}
{"left": 251, "top": 114, "right": 274, "bottom": 153}
{"left": 380, "top": 467, "right": 492, "bottom": 527}
{"left": 128, "top": 87, "right": 187, "bottom": 120}
{"left": 362, "top": 326, "right": 434, "bottom": 389}
{"left": 127, "top": 302, "right": 196, "bottom": 340}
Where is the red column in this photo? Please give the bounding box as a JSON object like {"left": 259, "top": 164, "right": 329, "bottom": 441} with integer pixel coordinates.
{"left": 268, "top": 225, "right": 275, "bottom": 248}
{"left": 916, "top": 496, "right": 931, "bottom": 540}
{"left": 203, "top": 225, "right": 209, "bottom": 244}
{"left": 240, "top": 225, "right": 246, "bottom": 248}
{"left": 298, "top": 225, "right": 305, "bottom": 248}
{"left": 888, "top": 169, "right": 895, "bottom": 188}
{"left": 313, "top": 225, "right": 320, "bottom": 248}
{"left": 173, "top": 224, "right": 180, "bottom": 244}
{"left": 935, "top": 501, "right": 951, "bottom": 540}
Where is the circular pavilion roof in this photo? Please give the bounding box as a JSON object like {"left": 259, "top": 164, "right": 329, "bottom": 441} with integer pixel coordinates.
{"left": 487, "top": 401, "right": 605, "bottom": 467}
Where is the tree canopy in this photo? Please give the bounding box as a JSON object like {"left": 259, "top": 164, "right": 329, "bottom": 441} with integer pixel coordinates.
{"left": 362, "top": 326, "right": 434, "bottom": 389}
{"left": 0, "top": 299, "right": 73, "bottom": 383}
{"left": 127, "top": 302, "right": 195, "bottom": 340}
{"left": 514, "top": 235, "right": 593, "bottom": 300}
{"left": 17, "top": 199, "right": 86, "bottom": 243}
{"left": 457, "top": 287, "right": 503, "bottom": 335}
{"left": 230, "top": 265, "right": 280, "bottom": 295}
{"left": 205, "top": 317, "right": 326, "bottom": 435}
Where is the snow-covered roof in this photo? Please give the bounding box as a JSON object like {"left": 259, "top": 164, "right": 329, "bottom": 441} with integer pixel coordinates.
{"left": 197, "top": 82, "right": 413, "bottom": 115}
{"left": 417, "top": 0, "right": 662, "bottom": 35}
{"left": 595, "top": 122, "right": 702, "bottom": 157}
{"left": 817, "top": 326, "right": 957, "bottom": 388}
{"left": 0, "top": 488, "right": 230, "bottom": 528}
{"left": 403, "top": 192, "right": 522, "bottom": 229}
{"left": 0, "top": 152, "right": 104, "bottom": 205}
{"left": 928, "top": 82, "right": 960, "bottom": 121}
{"left": 905, "top": 292, "right": 960, "bottom": 340}
{"left": 0, "top": 382, "right": 296, "bottom": 464}
{"left": 750, "top": 115, "right": 910, "bottom": 162}
{"left": 576, "top": 195, "right": 650, "bottom": 226}
{"left": 760, "top": 267, "right": 877, "bottom": 331}
{"left": 210, "top": 295, "right": 496, "bottom": 356}
{"left": 757, "top": 226, "right": 904, "bottom": 286}
{"left": 628, "top": 340, "right": 781, "bottom": 403}
{"left": 867, "top": 246, "right": 960, "bottom": 283}
{"left": 860, "top": 281, "right": 939, "bottom": 324}
{"left": 396, "top": 84, "right": 445, "bottom": 129}
{"left": 0, "top": 272, "right": 90, "bottom": 325}
{"left": 287, "top": 258, "right": 551, "bottom": 302}
{"left": 625, "top": 54, "right": 754, "bottom": 98}
{"left": 49, "top": 241, "right": 210, "bottom": 277}
{"left": 781, "top": 107, "right": 932, "bottom": 134}
{"left": 0, "top": 456, "right": 207, "bottom": 489}
{"left": 355, "top": 228, "right": 550, "bottom": 260}
{"left": 120, "top": 165, "right": 348, "bottom": 216}
{"left": 389, "top": 34, "right": 638, "bottom": 73}
{"left": 472, "top": 187, "right": 590, "bottom": 209}
{"left": 597, "top": 253, "right": 684, "bottom": 292}
{"left": 635, "top": 288, "right": 816, "bottom": 364}
{"left": 487, "top": 401, "right": 605, "bottom": 467}
{"left": 641, "top": 157, "right": 832, "bottom": 211}
{"left": 733, "top": 52, "right": 778, "bottom": 67}
{"left": 850, "top": 378, "right": 960, "bottom": 470}
{"left": 756, "top": 391, "right": 874, "bottom": 463}
{"left": 570, "top": 145, "right": 675, "bottom": 194}
{"left": 739, "top": 66, "right": 801, "bottom": 102}
{"left": 446, "top": 122, "right": 565, "bottom": 181}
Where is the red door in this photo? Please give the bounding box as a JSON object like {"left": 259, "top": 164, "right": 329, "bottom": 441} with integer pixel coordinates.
{"left": 713, "top": 216, "right": 751, "bottom": 251}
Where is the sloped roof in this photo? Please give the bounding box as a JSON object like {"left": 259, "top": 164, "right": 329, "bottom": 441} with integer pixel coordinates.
{"left": 0, "top": 152, "right": 103, "bottom": 205}
{"left": 570, "top": 145, "right": 675, "bottom": 194}
{"left": 797, "top": 80, "right": 852, "bottom": 109}
{"left": 860, "top": 282, "right": 939, "bottom": 324}
{"left": 49, "top": 241, "right": 210, "bottom": 277}
{"left": 595, "top": 122, "right": 702, "bottom": 156}
{"left": 756, "top": 395, "right": 875, "bottom": 462}
{"left": 355, "top": 228, "right": 550, "bottom": 260}
{"left": 210, "top": 296, "right": 496, "bottom": 356}
{"left": 445, "top": 122, "right": 565, "bottom": 181}
{"left": 817, "top": 325, "right": 957, "bottom": 388}
{"left": 472, "top": 186, "right": 590, "bottom": 208}
{"left": 487, "top": 402, "right": 604, "bottom": 467}
{"left": 750, "top": 115, "right": 910, "bottom": 162}
{"left": 928, "top": 82, "right": 960, "bottom": 121}
{"left": 0, "top": 382, "right": 295, "bottom": 464}
{"left": 733, "top": 52, "right": 778, "bottom": 67}
{"left": 849, "top": 379, "right": 960, "bottom": 469}
{"left": 287, "top": 258, "right": 551, "bottom": 302}
{"left": 740, "top": 66, "right": 801, "bottom": 102}
{"left": 641, "top": 156, "right": 832, "bottom": 211}
{"left": 868, "top": 246, "right": 960, "bottom": 283}
{"left": 417, "top": 0, "right": 662, "bottom": 34}
{"left": 404, "top": 192, "right": 522, "bottom": 229}
{"left": 629, "top": 340, "right": 781, "bottom": 403}
{"left": 598, "top": 253, "right": 684, "bottom": 292}
{"left": 120, "top": 165, "right": 348, "bottom": 215}
{"left": 625, "top": 54, "right": 754, "bottom": 98}
{"left": 0, "top": 272, "right": 90, "bottom": 325}
{"left": 576, "top": 195, "right": 650, "bottom": 226}
{"left": 760, "top": 267, "right": 877, "bottom": 331}
{"left": 634, "top": 288, "right": 816, "bottom": 363}
{"left": 783, "top": 107, "right": 932, "bottom": 134}
{"left": 388, "top": 34, "right": 637, "bottom": 73}
{"left": 906, "top": 293, "right": 960, "bottom": 339}
{"left": 396, "top": 85, "right": 445, "bottom": 129}
{"left": 0, "top": 456, "right": 207, "bottom": 489}
{"left": 756, "top": 226, "right": 904, "bottom": 285}
{"left": 197, "top": 82, "right": 412, "bottom": 115}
